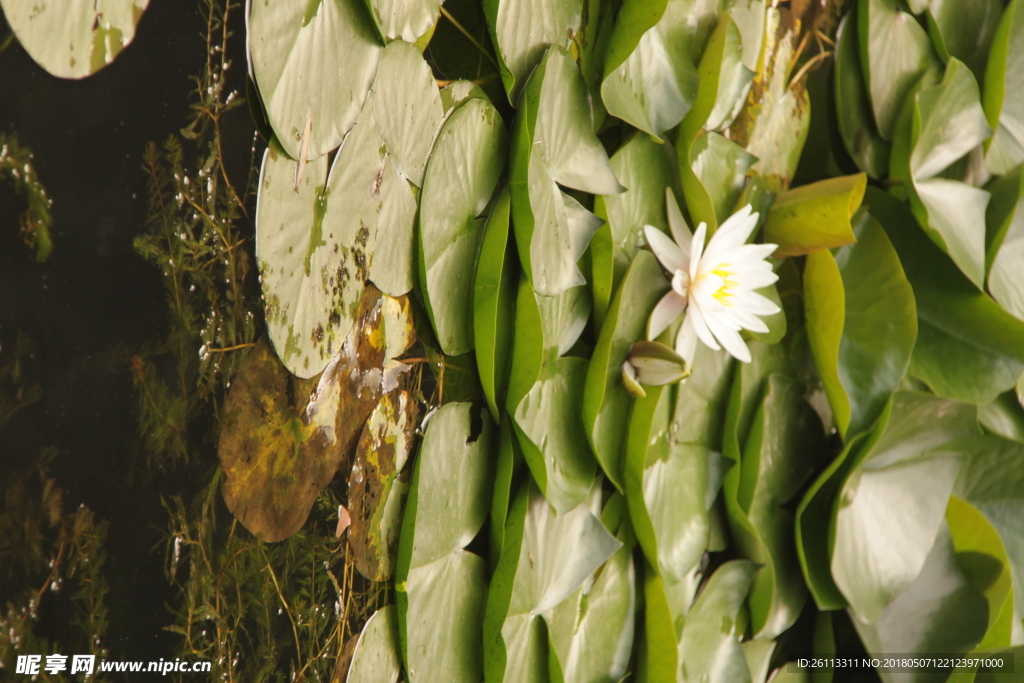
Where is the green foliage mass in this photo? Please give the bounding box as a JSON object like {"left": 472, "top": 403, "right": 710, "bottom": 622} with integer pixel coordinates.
{"left": 6, "top": 0, "right": 1024, "bottom": 680}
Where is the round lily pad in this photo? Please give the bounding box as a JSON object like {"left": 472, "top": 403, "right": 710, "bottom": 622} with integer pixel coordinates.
{"left": 248, "top": 0, "right": 382, "bottom": 160}
{"left": 0, "top": 0, "right": 149, "bottom": 78}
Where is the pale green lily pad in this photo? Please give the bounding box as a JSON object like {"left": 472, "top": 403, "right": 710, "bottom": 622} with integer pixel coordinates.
{"left": 419, "top": 96, "right": 508, "bottom": 356}
{"left": 0, "top": 0, "right": 149, "bottom": 78}
{"left": 678, "top": 561, "right": 755, "bottom": 683}
{"left": 600, "top": 0, "right": 705, "bottom": 139}
{"left": 404, "top": 550, "right": 488, "bottom": 683}
{"left": 484, "top": 482, "right": 621, "bottom": 683}
{"left": 364, "top": 40, "right": 445, "bottom": 297}
{"left": 258, "top": 101, "right": 415, "bottom": 377}
{"left": 724, "top": 373, "right": 824, "bottom": 639}
{"left": 583, "top": 252, "right": 668, "bottom": 490}
{"left": 897, "top": 59, "right": 992, "bottom": 289}
{"left": 513, "top": 357, "right": 595, "bottom": 515}
{"left": 506, "top": 278, "right": 595, "bottom": 514}
{"left": 483, "top": 0, "right": 582, "bottom": 103}
{"left": 626, "top": 382, "right": 728, "bottom": 584}
{"left": 954, "top": 434, "right": 1024, "bottom": 644}
{"left": 365, "top": 0, "right": 442, "bottom": 44}
{"left": 858, "top": 0, "right": 939, "bottom": 140}
{"left": 830, "top": 392, "right": 980, "bottom": 624}
{"left": 946, "top": 495, "right": 1015, "bottom": 652}
{"left": 851, "top": 522, "right": 988, "bottom": 669}
{"left": 347, "top": 605, "right": 402, "bottom": 683}
{"left": 370, "top": 40, "right": 445, "bottom": 187}
{"left": 396, "top": 402, "right": 493, "bottom": 683}
{"left": 398, "top": 402, "right": 494, "bottom": 571}
{"left": 690, "top": 131, "right": 757, "bottom": 227}
{"left": 544, "top": 498, "right": 635, "bottom": 683}
{"left": 510, "top": 45, "right": 622, "bottom": 297}
{"left": 593, "top": 134, "right": 676, "bottom": 297}
{"left": 983, "top": 0, "right": 1024, "bottom": 175}
{"left": 248, "top": 0, "right": 382, "bottom": 160}
{"left": 925, "top": 0, "right": 1001, "bottom": 77}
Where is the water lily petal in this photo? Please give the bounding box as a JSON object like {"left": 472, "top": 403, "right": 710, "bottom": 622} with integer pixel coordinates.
{"left": 644, "top": 225, "right": 688, "bottom": 273}
{"left": 700, "top": 305, "right": 751, "bottom": 363}
{"left": 685, "top": 297, "right": 720, "bottom": 352}
{"left": 648, "top": 290, "right": 687, "bottom": 341}
{"left": 665, "top": 188, "right": 692, "bottom": 253}
{"left": 689, "top": 222, "right": 708, "bottom": 282}
{"left": 734, "top": 290, "right": 781, "bottom": 316}
{"left": 675, "top": 313, "right": 699, "bottom": 366}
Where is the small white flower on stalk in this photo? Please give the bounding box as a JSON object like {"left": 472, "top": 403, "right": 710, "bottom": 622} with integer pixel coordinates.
{"left": 644, "top": 201, "right": 780, "bottom": 365}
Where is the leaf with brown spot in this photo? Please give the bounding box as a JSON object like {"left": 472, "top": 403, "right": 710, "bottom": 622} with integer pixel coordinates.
{"left": 219, "top": 286, "right": 416, "bottom": 542}
{"left": 348, "top": 390, "right": 419, "bottom": 581}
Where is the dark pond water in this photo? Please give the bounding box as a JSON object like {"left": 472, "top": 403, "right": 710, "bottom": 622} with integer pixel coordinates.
{"left": 1, "top": 0, "right": 255, "bottom": 662}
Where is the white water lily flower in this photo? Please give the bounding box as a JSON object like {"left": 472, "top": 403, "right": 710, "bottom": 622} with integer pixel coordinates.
{"left": 644, "top": 204, "right": 780, "bottom": 365}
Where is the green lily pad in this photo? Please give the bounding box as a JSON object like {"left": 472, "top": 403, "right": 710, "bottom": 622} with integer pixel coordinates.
{"left": 869, "top": 188, "right": 1024, "bottom": 403}
{"left": 483, "top": 0, "right": 582, "bottom": 103}
{"left": 678, "top": 561, "right": 755, "bottom": 683}
{"left": 419, "top": 96, "right": 508, "bottom": 356}
{"left": 506, "top": 277, "right": 595, "bottom": 514}
{"left": 858, "top": 0, "right": 940, "bottom": 141}
{"left": 946, "top": 495, "right": 1015, "bottom": 651}
{"left": 987, "top": 168, "right": 1024, "bottom": 322}
{"left": 890, "top": 58, "right": 993, "bottom": 288}
{"left": 397, "top": 402, "right": 494, "bottom": 572}
{"left": 365, "top": 0, "right": 442, "bottom": 44}
{"left": 348, "top": 390, "right": 418, "bottom": 581}
{"left": 0, "top": 0, "right": 149, "bottom": 78}
{"left": 723, "top": 373, "right": 824, "bottom": 639}
{"left": 676, "top": 12, "right": 749, "bottom": 230}
{"left": 510, "top": 45, "right": 622, "bottom": 297}
{"left": 625, "top": 382, "right": 728, "bottom": 584}
{"left": 404, "top": 550, "right": 488, "bottom": 683}
{"left": 484, "top": 482, "right": 621, "bottom": 683}
{"left": 850, "top": 522, "right": 988, "bottom": 667}
{"left": 599, "top": 0, "right": 706, "bottom": 139}
{"left": 764, "top": 174, "right": 866, "bottom": 257}
{"left": 513, "top": 357, "right": 595, "bottom": 515}
{"left": 803, "top": 209, "right": 917, "bottom": 439}
{"left": 925, "top": 0, "right": 1001, "bottom": 78}
{"left": 474, "top": 188, "right": 517, "bottom": 423}
{"left": 830, "top": 392, "right": 980, "bottom": 623}
{"left": 982, "top": 0, "right": 1024, "bottom": 175}
{"left": 248, "top": 0, "right": 382, "bottom": 160}
{"left": 257, "top": 109, "right": 412, "bottom": 378}
{"left": 544, "top": 496, "right": 636, "bottom": 683}
{"left": 370, "top": 40, "right": 446, "bottom": 188}
{"left": 954, "top": 434, "right": 1024, "bottom": 643}
{"left": 690, "top": 131, "right": 758, "bottom": 227}
{"left": 396, "top": 402, "right": 494, "bottom": 683}
{"left": 347, "top": 605, "right": 402, "bottom": 683}
{"left": 834, "top": 12, "right": 890, "bottom": 179}
{"left": 593, "top": 134, "right": 676, "bottom": 303}
{"left": 583, "top": 251, "right": 669, "bottom": 490}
